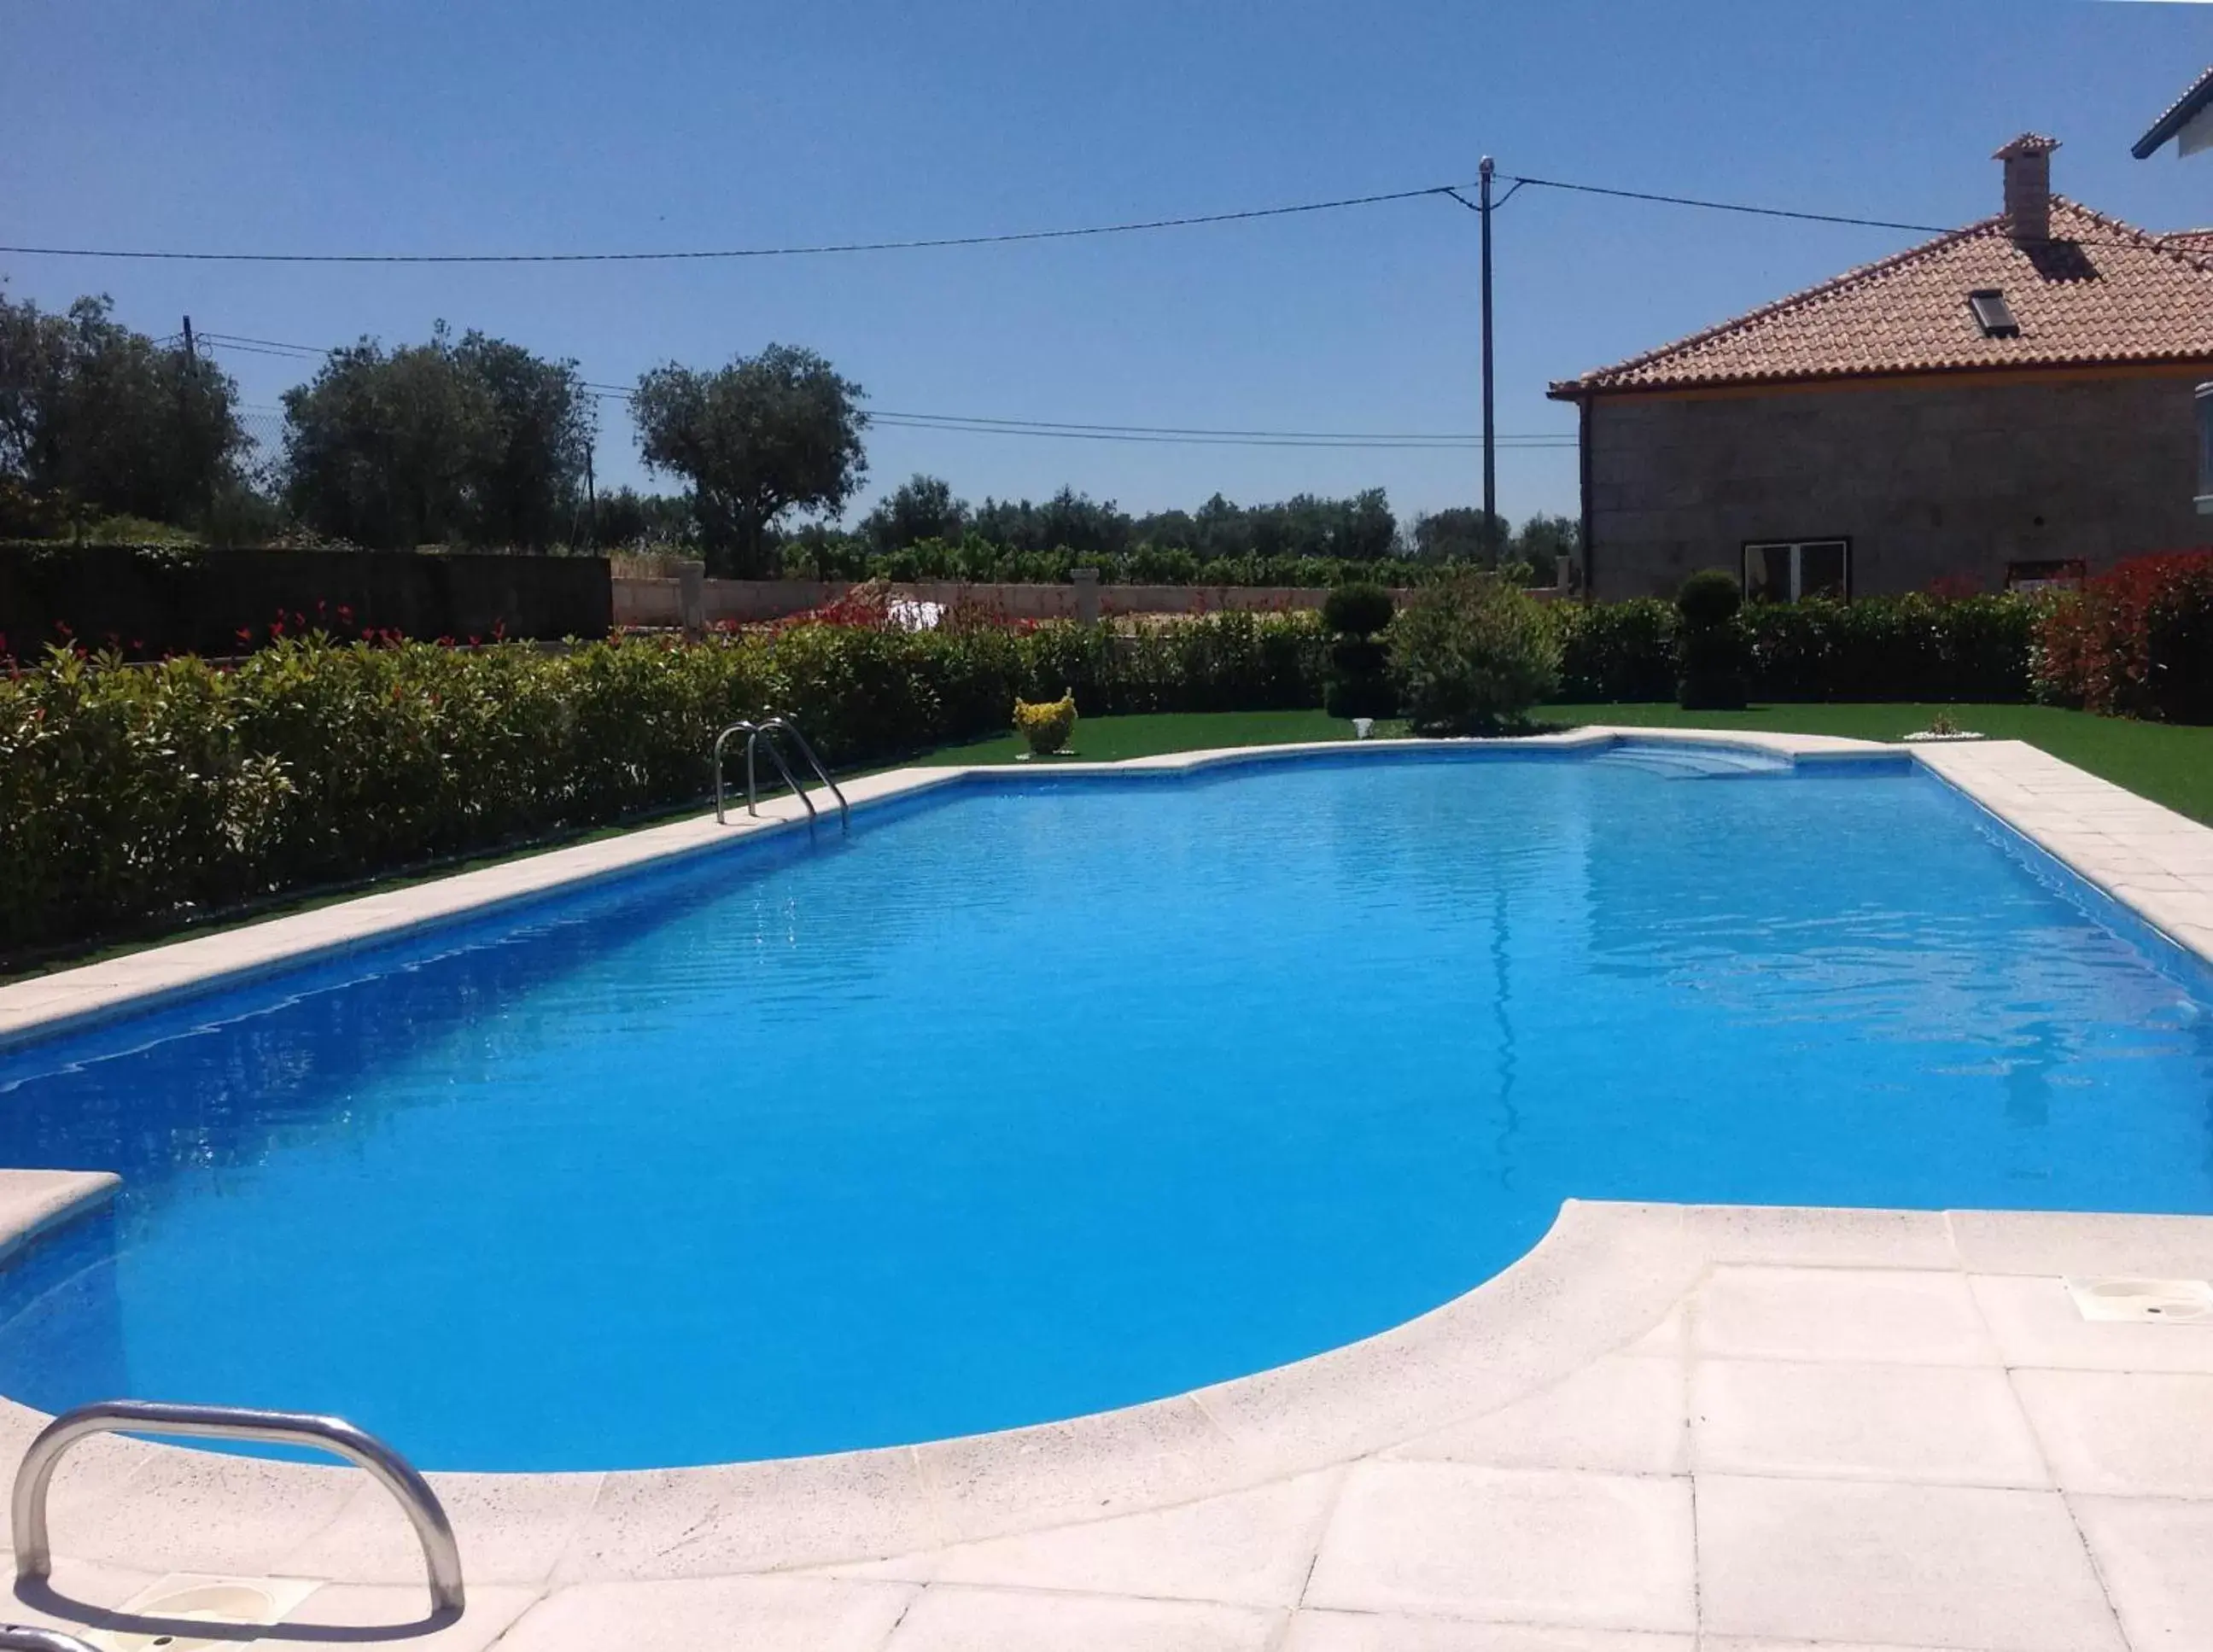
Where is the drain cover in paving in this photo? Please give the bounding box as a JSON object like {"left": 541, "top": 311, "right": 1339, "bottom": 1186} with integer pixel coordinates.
{"left": 2064, "top": 1276, "right": 2213, "bottom": 1323}
{"left": 84, "top": 1576, "right": 321, "bottom": 1652}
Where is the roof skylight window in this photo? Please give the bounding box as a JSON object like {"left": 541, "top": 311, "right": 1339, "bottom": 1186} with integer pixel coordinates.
{"left": 1968, "top": 289, "right": 2020, "bottom": 338}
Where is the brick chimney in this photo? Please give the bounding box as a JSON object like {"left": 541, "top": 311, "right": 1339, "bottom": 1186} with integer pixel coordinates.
{"left": 1995, "top": 133, "right": 2060, "bottom": 245}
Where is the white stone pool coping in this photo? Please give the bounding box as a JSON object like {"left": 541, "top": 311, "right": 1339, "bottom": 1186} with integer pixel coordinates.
{"left": 0, "top": 729, "right": 2211, "bottom": 1648}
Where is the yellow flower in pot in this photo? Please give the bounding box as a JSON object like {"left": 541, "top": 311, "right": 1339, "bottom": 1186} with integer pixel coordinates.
{"left": 1013, "top": 690, "right": 1077, "bottom": 759}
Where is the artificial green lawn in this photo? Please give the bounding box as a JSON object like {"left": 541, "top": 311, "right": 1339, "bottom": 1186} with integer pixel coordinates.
{"left": 924, "top": 703, "right": 2213, "bottom": 826}
{"left": 918, "top": 709, "right": 1358, "bottom": 766}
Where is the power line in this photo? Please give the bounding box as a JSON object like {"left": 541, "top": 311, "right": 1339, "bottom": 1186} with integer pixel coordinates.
{"left": 196, "top": 335, "right": 1576, "bottom": 449}
{"left": 868, "top": 417, "right": 1571, "bottom": 451}
{"left": 20, "top": 172, "right": 2199, "bottom": 268}
{"left": 0, "top": 182, "right": 1471, "bottom": 265}
{"left": 1504, "top": 175, "right": 1951, "bottom": 236}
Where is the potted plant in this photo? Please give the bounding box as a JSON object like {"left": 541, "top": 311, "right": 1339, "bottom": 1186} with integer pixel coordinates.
{"left": 1013, "top": 690, "right": 1077, "bottom": 758}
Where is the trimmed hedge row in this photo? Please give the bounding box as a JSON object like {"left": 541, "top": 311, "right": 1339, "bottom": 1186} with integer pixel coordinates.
{"left": 0, "top": 611, "right": 1325, "bottom": 953}
{"left": 1551, "top": 593, "right": 2041, "bottom": 704}
{"left": 2, "top": 588, "right": 2062, "bottom": 956}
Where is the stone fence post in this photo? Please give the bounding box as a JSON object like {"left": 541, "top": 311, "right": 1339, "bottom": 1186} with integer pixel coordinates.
{"left": 1071, "top": 567, "right": 1101, "bottom": 625}
{"left": 677, "top": 560, "right": 707, "bottom": 639}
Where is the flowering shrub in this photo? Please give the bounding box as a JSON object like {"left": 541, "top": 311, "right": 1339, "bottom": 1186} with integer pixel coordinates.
{"left": 0, "top": 610, "right": 1326, "bottom": 954}
{"left": 2032, "top": 552, "right": 2213, "bottom": 722}
{"left": 1013, "top": 691, "right": 1077, "bottom": 756}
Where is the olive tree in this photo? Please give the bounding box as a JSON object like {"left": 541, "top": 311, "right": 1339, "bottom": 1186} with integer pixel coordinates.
{"left": 0, "top": 292, "right": 247, "bottom": 533}
{"left": 630, "top": 344, "right": 867, "bottom": 576}
{"left": 281, "top": 324, "right": 593, "bottom": 550}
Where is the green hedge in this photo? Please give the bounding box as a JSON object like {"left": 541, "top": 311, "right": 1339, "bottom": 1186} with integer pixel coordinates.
{"left": 0, "top": 611, "right": 1325, "bottom": 954}
{"left": 1550, "top": 593, "right": 2039, "bottom": 703}
{"left": 1, "top": 590, "right": 2051, "bottom": 955}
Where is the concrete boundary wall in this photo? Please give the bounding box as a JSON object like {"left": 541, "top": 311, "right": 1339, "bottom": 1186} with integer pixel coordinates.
{"left": 612, "top": 572, "right": 1566, "bottom": 630}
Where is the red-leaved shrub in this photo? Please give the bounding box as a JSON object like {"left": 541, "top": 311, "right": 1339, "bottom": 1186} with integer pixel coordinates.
{"left": 2033, "top": 552, "right": 2213, "bottom": 722}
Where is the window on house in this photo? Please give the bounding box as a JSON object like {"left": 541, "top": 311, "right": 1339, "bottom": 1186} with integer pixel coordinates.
{"left": 2005, "top": 559, "right": 2086, "bottom": 593}
{"left": 1968, "top": 289, "right": 2019, "bottom": 338}
{"left": 1743, "top": 540, "right": 1851, "bottom": 602}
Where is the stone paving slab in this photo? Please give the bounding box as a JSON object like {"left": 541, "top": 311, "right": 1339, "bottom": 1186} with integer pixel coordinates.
{"left": 2, "top": 1203, "right": 2210, "bottom": 1649}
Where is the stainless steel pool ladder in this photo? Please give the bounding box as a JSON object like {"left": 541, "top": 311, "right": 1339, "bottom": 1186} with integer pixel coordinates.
{"left": 0, "top": 1627, "right": 95, "bottom": 1651}
{"left": 10, "top": 1400, "right": 464, "bottom": 1619}
{"left": 713, "top": 715, "right": 850, "bottom": 832}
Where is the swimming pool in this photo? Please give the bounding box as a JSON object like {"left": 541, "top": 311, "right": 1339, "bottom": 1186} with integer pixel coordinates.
{"left": 0, "top": 743, "right": 2207, "bottom": 1472}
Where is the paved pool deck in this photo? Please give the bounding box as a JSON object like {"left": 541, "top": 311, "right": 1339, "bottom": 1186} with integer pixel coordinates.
{"left": 0, "top": 731, "right": 2210, "bottom": 1649}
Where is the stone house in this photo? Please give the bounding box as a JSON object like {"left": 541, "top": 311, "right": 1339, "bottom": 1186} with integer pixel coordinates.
{"left": 1548, "top": 137, "right": 2213, "bottom": 600}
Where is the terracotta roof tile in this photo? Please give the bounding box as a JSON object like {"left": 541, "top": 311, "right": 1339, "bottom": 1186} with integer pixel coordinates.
{"left": 1550, "top": 198, "right": 2213, "bottom": 397}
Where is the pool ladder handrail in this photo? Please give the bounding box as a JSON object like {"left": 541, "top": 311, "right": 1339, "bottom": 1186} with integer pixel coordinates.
{"left": 0, "top": 1628, "right": 96, "bottom": 1651}
{"left": 713, "top": 715, "right": 850, "bottom": 832}
{"left": 11, "top": 1400, "right": 464, "bottom": 1619}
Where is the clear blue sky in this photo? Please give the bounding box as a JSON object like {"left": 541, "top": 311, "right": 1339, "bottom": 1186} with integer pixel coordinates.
{"left": 3, "top": 0, "right": 2207, "bottom": 530}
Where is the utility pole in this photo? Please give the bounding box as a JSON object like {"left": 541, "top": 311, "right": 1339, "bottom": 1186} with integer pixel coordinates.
{"left": 179, "top": 317, "right": 197, "bottom": 517}
{"left": 1478, "top": 158, "right": 1497, "bottom": 562}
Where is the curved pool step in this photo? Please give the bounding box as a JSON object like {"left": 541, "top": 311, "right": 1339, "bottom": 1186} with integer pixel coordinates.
{"left": 1591, "top": 740, "right": 1794, "bottom": 779}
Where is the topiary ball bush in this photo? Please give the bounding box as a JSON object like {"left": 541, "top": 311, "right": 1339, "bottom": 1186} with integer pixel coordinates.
{"left": 1676, "top": 568, "right": 1743, "bottom": 628}
{"left": 1323, "top": 636, "right": 1395, "bottom": 719}
{"left": 1321, "top": 581, "right": 1397, "bottom": 719}
{"left": 1322, "top": 581, "right": 1395, "bottom": 639}
{"left": 1674, "top": 569, "right": 1749, "bottom": 709}
{"left": 1677, "top": 625, "right": 1752, "bottom": 710}
{"left": 1387, "top": 570, "right": 1562, "bottom": 734}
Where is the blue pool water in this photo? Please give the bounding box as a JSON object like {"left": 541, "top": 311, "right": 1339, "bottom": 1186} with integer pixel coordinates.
{"left": 0, "top": 746, "right": 2210, "bottom": 1471}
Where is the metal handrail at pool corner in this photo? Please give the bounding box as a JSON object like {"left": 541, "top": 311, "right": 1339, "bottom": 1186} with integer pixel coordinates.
{"left": 712, "top": 716, "right": 850, "bottom": 832}
{"left": 0, "top": 1627, "right": 95, "bottom": 1651}
{"left": 11, "top": 1400, "right": 464, "bottom": 1619}
{"left": 713, "top": 719, "right": 814, "bottom": 828}
{"left": 760, "top": 715, "right": 850, "bottom": 832}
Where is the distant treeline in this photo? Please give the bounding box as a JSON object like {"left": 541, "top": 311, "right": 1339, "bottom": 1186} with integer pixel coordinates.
{"left": 1, "top": 290, "right": 1570, "bottom": 580}
{"left": 602, "top": 474, "right": 1579, "bottom": 584}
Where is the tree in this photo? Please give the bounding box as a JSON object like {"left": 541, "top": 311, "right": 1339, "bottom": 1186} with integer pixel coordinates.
{"left": 970, "top": 487, "right": 1131, "bottom": 559}
{"left": 451, "top": 331, "right": 596, "bottom": 549}
{"left": 590, "top": 486, "right": 695, "bottom": 549}
{"left": 1511, "top": 512, "right": 1580, "bottom": 569}
{"left": 0, "top": 292, "right": 248, "bottom": 534}
{"left": 631, "top": 344, "right": 867, "bottom": 576}
{"left": 1408, "top": 507, "right": 1511, "bottom": 564}
{"left": 1134, "top": 491, "right": 1396, "bottom": 562}
{"left": 861, "top": 473, "right": 967, "bottom": 552}
{"left": 281, "top": 324, "right": 593, "bottom": 550}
